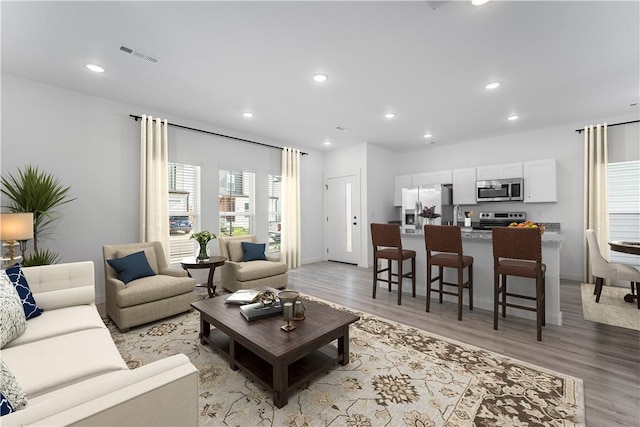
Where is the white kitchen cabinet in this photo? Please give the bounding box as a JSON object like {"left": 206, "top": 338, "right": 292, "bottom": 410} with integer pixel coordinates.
{"left": 411, "top": 170, "right": 453, "bottom": 186}
{"left": 452, "top": 168, "right": 477, "bottom": 205}
{"left": 524, "top": 158, "right": 557, "bottom": 203}
{"left": 476, "top": 162, "right": 523, "bottom": 180}
{"left": 393, "top": 174, "right": 412, "bottom": 206}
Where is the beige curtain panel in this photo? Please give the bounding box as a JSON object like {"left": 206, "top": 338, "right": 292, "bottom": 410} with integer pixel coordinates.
{"left": 140, "top": 114, "right": 170, "bottom": 257}
{"left": 583, "top": 123, "right": 610, "bottom": 283}
{"left": 281, "top": 147, "right": 301, "bottom": 269}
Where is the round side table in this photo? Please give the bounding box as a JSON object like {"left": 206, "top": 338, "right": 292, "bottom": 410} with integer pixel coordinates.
{"left": 181, "top": 256, "right": 226, "bottom": 298}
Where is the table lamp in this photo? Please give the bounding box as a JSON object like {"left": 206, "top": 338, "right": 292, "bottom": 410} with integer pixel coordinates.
{"left": 1, "top": 213, "right": 34, "bottom": 265}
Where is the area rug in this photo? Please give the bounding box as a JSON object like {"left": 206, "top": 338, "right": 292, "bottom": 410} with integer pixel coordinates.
{"left": 106, "top": 296, "right": 584, "bottom": 426}
{"left": 581, "top": 283, "right": 640, "bottom": 331}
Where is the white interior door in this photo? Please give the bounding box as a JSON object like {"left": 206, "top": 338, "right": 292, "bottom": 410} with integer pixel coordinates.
{"left": 326, "top": 175, "right": 361, "bottom": 265}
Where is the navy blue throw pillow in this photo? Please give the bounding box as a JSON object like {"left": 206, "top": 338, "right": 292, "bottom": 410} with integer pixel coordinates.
{"left": 241, "top": 242, "right": 267, "bottom": 262}
{"left": 0, "top": 392, "right": 14, "bottom": 416}
{"left": 5, "top": 264, "right": 43, "bottom": 320}
{"left": 107, "top": 251, "right": 156, "bottom": 284}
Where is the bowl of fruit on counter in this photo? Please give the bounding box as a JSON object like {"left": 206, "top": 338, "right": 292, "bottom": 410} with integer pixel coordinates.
{"left": 508, "top": 220, "right": 545, "bottom": 234}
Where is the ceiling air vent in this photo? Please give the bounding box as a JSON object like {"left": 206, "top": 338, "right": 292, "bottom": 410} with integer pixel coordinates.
{"left": 119, "top": 44, "right": 160, "bottom": 64}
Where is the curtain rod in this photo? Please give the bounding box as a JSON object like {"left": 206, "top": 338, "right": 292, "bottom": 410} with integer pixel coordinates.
{"left": 575, "top": 119, "right": 640, "bottom": 133}
{"left": 129, "top": 114, "right": 308, "bottom": 155}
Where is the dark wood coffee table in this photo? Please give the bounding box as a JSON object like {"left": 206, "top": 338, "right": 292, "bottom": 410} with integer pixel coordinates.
{"left": 191, "top": 293, "right": 359, "bottom": 408}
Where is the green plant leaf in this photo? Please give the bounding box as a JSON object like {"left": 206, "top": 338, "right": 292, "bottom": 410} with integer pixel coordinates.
{"left": 21, "top": 248, "right": 61, "bottom": 267}
{"left": 1, "top": 164, "right": 75, "bottom": 261}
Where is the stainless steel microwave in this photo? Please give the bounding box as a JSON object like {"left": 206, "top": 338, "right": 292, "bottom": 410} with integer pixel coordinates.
{"left": 476, "top": 178, "right": 524, "bottom": 202}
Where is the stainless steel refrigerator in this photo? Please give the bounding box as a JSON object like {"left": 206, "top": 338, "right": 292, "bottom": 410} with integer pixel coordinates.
{"left": 401, "top": 184, "right": 453, "bottom": 234}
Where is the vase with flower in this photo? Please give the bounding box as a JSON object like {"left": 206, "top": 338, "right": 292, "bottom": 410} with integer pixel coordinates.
{"left": 190, "top": 230, "right": 217, "bottom": 261}
{"left": 418, "top": 205, "right": 441, "bottom": 225}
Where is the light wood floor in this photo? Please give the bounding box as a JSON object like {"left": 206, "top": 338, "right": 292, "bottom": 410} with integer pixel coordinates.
{"left": 285, "top": 261, "right": 640, "bottom": 427}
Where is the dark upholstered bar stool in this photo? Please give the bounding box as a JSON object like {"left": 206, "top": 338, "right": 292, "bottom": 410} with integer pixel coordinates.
{"left": 371, "top": 223, "right": 416, "bottom": 305}
{"left": 492, "top": 226, "right": 546, "bottom": 341}
{"left": 424, "top": 224, "right": 473, "bottom": 321}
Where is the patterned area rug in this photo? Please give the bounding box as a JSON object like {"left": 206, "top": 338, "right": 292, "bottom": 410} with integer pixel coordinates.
{"left": 106, "top": 296, "right": 584, "bottom": 426}
{"left": 581, "top": 283, "right": 640, "bottom": 331}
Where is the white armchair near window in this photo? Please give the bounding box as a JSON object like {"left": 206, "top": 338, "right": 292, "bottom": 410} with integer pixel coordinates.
{"left": 218, "top": 235, "right": 288, "bottom": 292}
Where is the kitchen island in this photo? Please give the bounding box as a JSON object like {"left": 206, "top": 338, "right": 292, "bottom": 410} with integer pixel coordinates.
{"left": 396, "top": 229, "right": 565, "bottom": 325}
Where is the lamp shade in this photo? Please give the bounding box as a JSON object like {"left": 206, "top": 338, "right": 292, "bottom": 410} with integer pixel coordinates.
{"left": 0, "top": 213, "right": 34, "bottom": 241}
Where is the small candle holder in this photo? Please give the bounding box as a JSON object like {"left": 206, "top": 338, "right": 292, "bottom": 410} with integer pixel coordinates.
{"left": 281, "top": 302, "right": 295, "bottom": 332}
{"left": 293, "top": 300, "right": 306, "bottom": 320}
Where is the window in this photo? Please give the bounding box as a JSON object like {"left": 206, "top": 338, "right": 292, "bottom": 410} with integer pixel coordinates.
{"left": 268, "top": 175, "right": 282, "bottom": 252}
{"left": 168, "top": 163, "right": 201, "bottom": 265}
{"left": 219, "top": 170, "right": 255, "bottom": 237}
{"left": 608, "top": 160, "right": 640, "bottom": 267}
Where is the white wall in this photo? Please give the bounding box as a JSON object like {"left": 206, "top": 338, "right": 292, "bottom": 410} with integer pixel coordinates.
{"left": 1, "top": 74, "right": 325, "bottom": 302}
{"left": 395, "top": 115, "right": 639, "bottom": 281}
{"left": 365, "top": 143, "right": 397, "bottom": 266}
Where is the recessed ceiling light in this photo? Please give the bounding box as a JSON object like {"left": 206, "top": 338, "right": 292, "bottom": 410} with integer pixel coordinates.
{"left": 485, "top": 81, "right": 500, "bottom": 90}
{"left": 313, "top": 73, "right": 328, "bottom": 83}
{"left": 423, "top": 133, "right": 433, "bottom": 139}
{"left": 324, "top": 140, "right": 332, "bottom": 146}
{"left": 472, "top": 0, "right": 490, "bottom": 6}
{"left": 384, "top": 113, "right": 396, "bottom": 119}
{"left": 86, "top": 64, "right": 105, "bottom": 73}
{"left": 242, "top": 112, "right": 254, "bottom": 118}
{"left": 507, "top": 114, "right": 519, "bottom": 121}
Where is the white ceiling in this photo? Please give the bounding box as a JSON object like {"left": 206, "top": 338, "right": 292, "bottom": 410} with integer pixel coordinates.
{"left": 2, "top": 1, "right": 639, "bottom": 152}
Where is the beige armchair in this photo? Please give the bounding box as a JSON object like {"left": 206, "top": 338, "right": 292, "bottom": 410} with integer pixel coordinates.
{"left": 218, "top": 235, "right": 288, "bottom": 292}
{"left": 103, "top": 241, "right": 197, "bottom": 332}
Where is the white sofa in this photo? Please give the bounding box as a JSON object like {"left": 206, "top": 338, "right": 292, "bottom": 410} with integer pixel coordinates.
{"left": 1, "top": 261, "right": 199, "bottom": 426}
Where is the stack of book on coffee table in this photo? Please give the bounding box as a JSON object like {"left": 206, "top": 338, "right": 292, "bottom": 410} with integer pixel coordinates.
{"left": 225, "top": 289, "right": 283, "bottom": 321}
{"left": 239, "top": 301, "right": 283, "bottom": 321}
{"left": 224, "top": 289, "right": 261, "bottom": 305}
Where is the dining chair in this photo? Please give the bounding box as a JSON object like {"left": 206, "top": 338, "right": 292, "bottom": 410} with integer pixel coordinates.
{"left": 371, "top": 223, "right": 416, "bottom": 305}
{"left": 492, "top": 226, "right": 546, "bottom": 341}
{"left": 424, "top": 224, "right": 473, "bottom": 321}
{"left": 585, "top": 229, "right": 640, "bottom": 309}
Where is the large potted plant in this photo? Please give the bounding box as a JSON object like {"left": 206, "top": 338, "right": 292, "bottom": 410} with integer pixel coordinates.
{"left": 1, "top": 165, "right": 76, "bottom": 265}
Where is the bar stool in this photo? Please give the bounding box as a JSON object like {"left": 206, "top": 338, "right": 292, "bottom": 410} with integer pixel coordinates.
{"left": 492, "top": 226, "right": 546, "bottom": 341}
{"left": 424, "top": 224, "right": 473, "bottom": 321}
{"left": 371, "top": 223, "right": 416, "bottom": 305}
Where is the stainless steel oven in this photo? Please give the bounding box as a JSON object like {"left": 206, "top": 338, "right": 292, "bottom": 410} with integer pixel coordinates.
{"left": 476, "top": 178, "right": 524, "bottom": 202}
{"left": 473, "top": 211, "right": 526, "bottom": 230}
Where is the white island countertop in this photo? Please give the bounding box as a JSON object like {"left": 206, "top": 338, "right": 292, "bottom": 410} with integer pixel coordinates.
{"left": 395, "top": 229, "right": 564, "bottom": 327}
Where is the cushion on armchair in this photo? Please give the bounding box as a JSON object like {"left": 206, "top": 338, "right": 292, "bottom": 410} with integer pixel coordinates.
{"left": 116, "top": 246, "right": 159, "bottom": 274}
{"left": 107, "top": 251, "right": 156, "bottom": 284}
{"left": 241, "top": 242, "right": 267, "bottom": 261}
